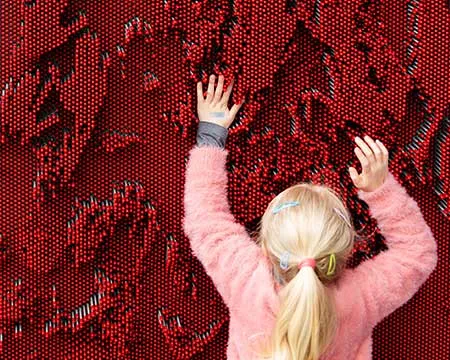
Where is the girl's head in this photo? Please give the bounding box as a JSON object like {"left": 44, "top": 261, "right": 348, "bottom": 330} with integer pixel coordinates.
{"left": 253, "top": 182, "right": 357, "bottom": 360}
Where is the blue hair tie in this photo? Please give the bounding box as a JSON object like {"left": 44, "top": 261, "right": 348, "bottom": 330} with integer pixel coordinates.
{"left": 280, "top": 251, "right": 290, "bottom": 270}
{"left": 272, "top": 201, "right": 300, "bottom": 214}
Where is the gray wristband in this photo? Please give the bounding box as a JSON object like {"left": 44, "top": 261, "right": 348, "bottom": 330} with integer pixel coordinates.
{"left": 196, "top": 121, "right": 229, "bottom": 149}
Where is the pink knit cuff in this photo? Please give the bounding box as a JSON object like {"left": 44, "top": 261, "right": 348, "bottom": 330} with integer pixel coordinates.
{"left": 357, "top": 171, "right": 400, "bottom": 203}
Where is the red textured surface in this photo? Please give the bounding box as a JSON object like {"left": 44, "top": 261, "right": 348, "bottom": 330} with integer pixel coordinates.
{"left": 0, "top": 1, "right": 448, "bottom": 359}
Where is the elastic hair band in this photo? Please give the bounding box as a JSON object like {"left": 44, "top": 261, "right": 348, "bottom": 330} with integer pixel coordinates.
{"left": 279, "top": 251, "right": 290, "bottom": 270}
{"left": 279, "top": 251, "right": 337, "bottom": 276}
{"left": 209, "top": 112, "right": 226, "bottom": 119}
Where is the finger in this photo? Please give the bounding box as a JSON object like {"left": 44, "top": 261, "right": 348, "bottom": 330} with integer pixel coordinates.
{"left": 348, "top": 167, "right": 359, "bottom": 184}
{"left": 363, "top": 135, "right": 382, "bottom": 162}
{"left": 375, "top": 139, "right": 389, "bottom": 159}
{"left": 206, "top": 74, "right": 215, "bottom": 103}
{"left": 354, "top": 147, "right": 371, "bottom": 172}
{"left": 197, "top": 81, "right": 204, "bottom": 102}
{"left": 355, "top": 136, "right": 375, "bottom": 162}
{"left": 213, "top": 75, "right": 224, "bottom": 105}
{"left": 221, "top": 78, "right": 234, "bottom": 105}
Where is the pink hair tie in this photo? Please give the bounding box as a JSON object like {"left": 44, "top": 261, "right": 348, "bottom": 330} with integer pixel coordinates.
{"left": 297, "top": 258, "right": 316, "bottom": 270}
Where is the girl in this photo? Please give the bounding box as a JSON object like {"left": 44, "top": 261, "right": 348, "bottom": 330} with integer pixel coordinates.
{"left": 183, "top": 74, "right": 438, "bottom": 360}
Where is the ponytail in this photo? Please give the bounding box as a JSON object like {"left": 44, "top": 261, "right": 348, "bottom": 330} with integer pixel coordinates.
{"left": 253, "top": 264, "right": 338, "bottom": 360}
{"left": 253, "top": 182, "right": 355, "bottom": 359}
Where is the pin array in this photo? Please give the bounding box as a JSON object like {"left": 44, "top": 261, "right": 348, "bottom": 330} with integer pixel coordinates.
{"left": 1, "top": 0, "right": 448, "bottom": 358}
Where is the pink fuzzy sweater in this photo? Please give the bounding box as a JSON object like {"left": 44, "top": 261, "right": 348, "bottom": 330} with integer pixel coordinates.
{"left": 183, "top": 145, "right": 438, "bottom": 359}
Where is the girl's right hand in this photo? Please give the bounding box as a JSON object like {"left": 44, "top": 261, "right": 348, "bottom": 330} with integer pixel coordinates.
{"left": 348, "top": 135, "right": 389, "bottom": 193}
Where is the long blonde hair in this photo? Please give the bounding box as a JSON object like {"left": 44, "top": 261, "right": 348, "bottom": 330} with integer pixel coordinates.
{"left": 251, "top": 182, "right": 357, "bottom": 360}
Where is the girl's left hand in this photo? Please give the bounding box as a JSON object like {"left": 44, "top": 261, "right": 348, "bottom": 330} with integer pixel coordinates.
{"left": 197, "top": 74, "right": 244, "bottom": 129}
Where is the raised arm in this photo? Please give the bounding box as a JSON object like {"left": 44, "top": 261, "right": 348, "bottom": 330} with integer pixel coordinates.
{"left": 183, "top": 74, "right": 279, "bottom": 334}
{"left": 183, "top": 144, "right": 278, "bottom": 328}
{"left": 335, "top": 170, "right": 438, "bottom": 335}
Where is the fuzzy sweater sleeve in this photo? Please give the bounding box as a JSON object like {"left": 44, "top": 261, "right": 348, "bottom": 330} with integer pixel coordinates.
{"left": 183, "top": 145, "right": 279, "bottom": 333}
{"left": 335, "top": 171, "right": 438, "bottom": 336}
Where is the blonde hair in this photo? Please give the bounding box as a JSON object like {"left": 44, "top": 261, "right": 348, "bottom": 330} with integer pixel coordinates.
{"left": 250, "top": 181, "right": 358, "bottom": 360}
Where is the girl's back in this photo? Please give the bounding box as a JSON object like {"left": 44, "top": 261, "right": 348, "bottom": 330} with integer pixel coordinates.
{"left": 184, "top": 147, "right": 437, "bottom": 359}
{"left": 185, "top": 75, "right": 438, "bottom": 359}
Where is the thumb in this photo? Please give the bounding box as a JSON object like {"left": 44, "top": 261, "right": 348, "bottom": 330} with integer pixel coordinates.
{"left": 228, "top": 102, "right": 243, "bottom": 124}
{"left": 348, "top": 167, "right": 358, "bottom": 184}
